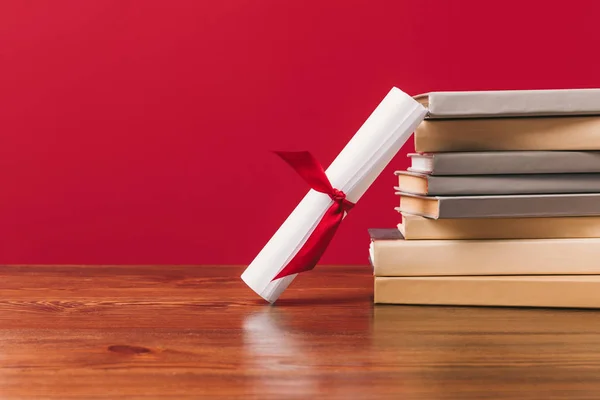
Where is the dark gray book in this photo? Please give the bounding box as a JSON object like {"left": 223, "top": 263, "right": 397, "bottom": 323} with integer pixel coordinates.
{"left": 396, "top": 192, "right": 600, "bottom": 219}
{"left": 408, "top": 151, "right": 600, "bottom": 175}
{"left": 395, "top": 170, "right": 600, "bottom": 196}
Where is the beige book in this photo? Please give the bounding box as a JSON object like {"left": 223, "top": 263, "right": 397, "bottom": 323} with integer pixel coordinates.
{"left": 374, "top": 276, "right": 600, "bottom": 308}
{"left": 398, "top": 213, "right": 600, "bottom": 240}
{"left": 414, "top": 116, "right": 600, "bottom": 152}
{"left": 369, "top": 228, "right": 600, "bottom": 276}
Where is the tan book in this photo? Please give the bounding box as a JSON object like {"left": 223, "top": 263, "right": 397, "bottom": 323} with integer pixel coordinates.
{"left": 374, "top": 276, "right": 600, "bottom": 308}
{"left": 414, "top": 116, "right": 600, "bottom": 152}
{"left": 368, "top": 228, "right": 600, "bottom": 276}
{"left": 398, "top": 213, "right": 600, "bottom": 240}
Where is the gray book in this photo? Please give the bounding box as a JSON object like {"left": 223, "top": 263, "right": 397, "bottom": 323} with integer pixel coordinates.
{"left": 414, "top": 88, "right": 600, "bottom": 119}
{"left": 408, "top": 151, "right": 600, "bottom": 175}
{"left": 396, "top": 192, "right": 600, "bottom": 219}
{"left": 395, "top": 170, "right": 600, "bottom": 196}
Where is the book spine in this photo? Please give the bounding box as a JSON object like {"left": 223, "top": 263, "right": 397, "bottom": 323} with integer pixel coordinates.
{"left": 373, "top": 237, "right": 600, "bottom": 276}
{"left": 374, "top": 276, "right": 600, "bottom": 308}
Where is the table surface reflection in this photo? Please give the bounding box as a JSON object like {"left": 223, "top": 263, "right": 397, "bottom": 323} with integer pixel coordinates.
{"left": 1, "top": 264, "right": 599, "bottom": 399}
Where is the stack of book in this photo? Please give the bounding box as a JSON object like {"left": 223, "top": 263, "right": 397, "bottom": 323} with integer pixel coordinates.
{"left": 370, "top": 88, "right": 600, "bottom": 308}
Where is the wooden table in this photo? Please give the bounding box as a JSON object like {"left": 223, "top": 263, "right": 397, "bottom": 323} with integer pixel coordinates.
{"left": 2, "top": 265, "right": 600, "bottom": 399}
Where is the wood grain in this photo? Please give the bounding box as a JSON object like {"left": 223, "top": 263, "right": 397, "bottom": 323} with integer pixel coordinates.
{"left": 2, "top": 264, "right": 600, "bottom": 399}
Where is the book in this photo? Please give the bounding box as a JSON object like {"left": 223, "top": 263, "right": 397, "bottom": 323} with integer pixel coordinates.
{"left": 414, "top": 116, "right": 600, "bottom": 152}
{"left": 374, "top": 276, "right": 600, "bottom": 308}
{"left": 369, "top": 228, "right": 600, "bottom": 276}
{"left": 408, "top": 151, "right": 600, "bottom": 175}
{"left": 396, "top": 192, "right": 600, "bottom": 219}
{"left": 398, "top": 213, "right": 600, "bottom": 240}
{"left": 394, "top": 171, "right": 600, "bottom": 196}
{"left": 241, "top": 87, "right": 427, "bottom": 303}
{"left": 414, "top": 88, "right": 600, "bottom": 119}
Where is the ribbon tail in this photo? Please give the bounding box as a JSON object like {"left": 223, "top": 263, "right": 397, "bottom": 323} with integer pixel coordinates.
{"left": 271, "top": 204, "right": 344, "bottom": 281}
{"left": 273, "top": 151, "right": 334, "bottom": 194}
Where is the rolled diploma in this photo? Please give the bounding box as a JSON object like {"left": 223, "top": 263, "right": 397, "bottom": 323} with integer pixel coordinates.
{"left": 241, "top": 87, "right": 427, "bottom": 303}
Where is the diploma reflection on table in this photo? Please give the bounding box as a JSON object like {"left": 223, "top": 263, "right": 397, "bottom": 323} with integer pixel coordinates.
{"left": 241, "top": 306, "right": 373, "bottom": 396}
{"left": 242, "top": 309, "right": 319, "bottom": 396}
{"left": 242, "top": 309, "right": 310, "bottom": 370}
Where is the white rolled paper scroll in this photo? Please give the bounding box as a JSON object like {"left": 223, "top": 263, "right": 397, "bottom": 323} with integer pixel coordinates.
{"left": 241, "top": 87, "right": 427, "bottom": 303}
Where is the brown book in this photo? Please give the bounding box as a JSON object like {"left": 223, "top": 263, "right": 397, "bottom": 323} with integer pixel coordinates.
{"left": 374, "top": 276, "right": 600, "bottom": 308}
{"left": 398, "top": 213, "right": 600, "bottom": 240}
{"left": 414, "top": 116, "right": 600, "bottom": 152}
{"left": 396, "top": 192, "right": 600, "bottom": 219}
{"left": 369, "top": 228, "right": 600, "bottom": 276}
{"left": 395, "top": 170, "right": 600, "bottom": 196}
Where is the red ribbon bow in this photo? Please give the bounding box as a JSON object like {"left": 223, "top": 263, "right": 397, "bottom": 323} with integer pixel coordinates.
{"left": 271, "top": 151, "right": 355, "bottom": 281}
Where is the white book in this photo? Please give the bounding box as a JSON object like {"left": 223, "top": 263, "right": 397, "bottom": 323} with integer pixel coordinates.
{"left": 414, "top": 88, "right": 600, "bottom": 118}
{"left": 241, "top": 87, "right": 427, "bottom": 303}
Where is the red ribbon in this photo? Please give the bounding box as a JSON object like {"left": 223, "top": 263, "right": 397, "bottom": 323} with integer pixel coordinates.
{"left": 271, "top": 151, "right": 355, "bottom": 281}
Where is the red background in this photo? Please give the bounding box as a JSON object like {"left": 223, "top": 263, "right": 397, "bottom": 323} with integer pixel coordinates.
{"left": 1, "top": 0, "right": 600, "bottom": 265}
